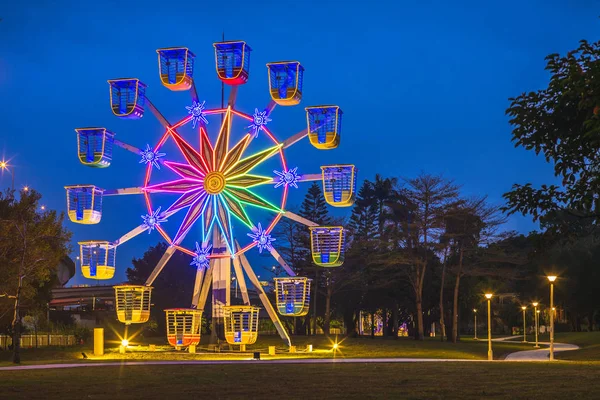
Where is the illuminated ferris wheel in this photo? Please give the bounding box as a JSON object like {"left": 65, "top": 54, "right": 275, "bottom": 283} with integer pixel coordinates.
{"left": 65, "top": 41, "right": 357, "bottom": 349}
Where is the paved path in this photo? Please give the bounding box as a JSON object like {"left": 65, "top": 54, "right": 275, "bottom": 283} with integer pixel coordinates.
{"left": 504, "top": 342, "right": 579, "bottom": 361}
{"left": 0, "top": 358, "right": 487, "bottom": 371}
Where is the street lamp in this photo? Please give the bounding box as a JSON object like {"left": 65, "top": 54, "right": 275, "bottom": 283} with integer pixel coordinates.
{"left": 532, "top": 302, "right": 539, "bottom": 348}
{"left": 0, "top": 160, "right": 14, "bottom": 190}
{"left": 485, "top": 293, "right": 493, "bottom": 361}
{"left": 547, "top": 275, "right": 557, "bottom": 361}
{"left": 521, "top": 306, "right": 527, "bottom": 342}
{"left": 473, "top": 309, "right": 478, "bottom": 340}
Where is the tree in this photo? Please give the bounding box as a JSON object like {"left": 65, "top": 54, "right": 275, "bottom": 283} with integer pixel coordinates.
{"left": 402, "top": 174, "right": 459, "bottom": 340}
{"left": 504, "top": 39, "right": 600, "bottom": 235}
{"left": 298, "top": 183, "right": 331, "bottom": 335}
{"left": 0, "top": 189, "right": 71, "bottom": 363}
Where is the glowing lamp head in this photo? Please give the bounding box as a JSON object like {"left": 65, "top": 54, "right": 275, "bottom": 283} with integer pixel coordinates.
{"left": 532, "top": 302, "right": 538, "bottom": 307}
{"left": 473, "top": 309, "right": 477, "bottom": 313}
{"left": 484, "top": 293, "right": 493, "bottom": 300}
{"left": 0, "top": 161, "right": 7, "bottom": 169}
{"left": 121, "top": 339, "right": 129, "bottom": 347}
{"left": 547, "top": 275, "right": 557, "bottom": 282}
{"left": 521, "top": 306, "right": 527, "bottom": 311}
{"left": 333, "top": 342, "right": 339, "bottom": 350}
{"left": 23, "top": 186, "right": 29, "bottom": 192}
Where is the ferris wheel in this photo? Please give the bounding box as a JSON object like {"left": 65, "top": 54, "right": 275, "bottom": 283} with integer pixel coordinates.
{"left": 65, "top": 41, "right": 357, "bottom": 349}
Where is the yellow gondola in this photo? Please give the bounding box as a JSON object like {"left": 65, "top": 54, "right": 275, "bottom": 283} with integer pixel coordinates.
{"left": 165, "top": 308, "right": 202, "bottom": 349}
{"left": 65, "top": 185, "right": 104, "bottom": 224}
{"left": 224, "top": 305, "right": 259, "bottom": 350}
{"left": 156, "top": 47, "right": 195, "bottom": 91}
{"left": 309, "top": 226, "right": 346, "bottom": 267}
{"left": 78, "top": 240, "right": 116, "bottom": 279}
{"left": 306, "top": 106, "right": 343, "bottom": 150}
{"left": 273, "top": 277, "right": 311, "bottom": 316}
{"left": 114, "top": 285, "right": 153, "bottom": 325}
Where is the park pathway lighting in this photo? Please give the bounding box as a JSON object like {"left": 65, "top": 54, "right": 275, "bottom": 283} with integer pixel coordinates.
{"left": 521, "top": 306, "right": 527, "bottom": 342}
{"left": 547, "top": 276, "right": 557, "bottom": 360}
{"left": 473, "top": 309, "right": 478, "bottom": 340}
{"left": 532, "top": 302, "right": 539, "bottom": 348}
{"left": 485, "top": 293, "right": 493, "bottom": 361}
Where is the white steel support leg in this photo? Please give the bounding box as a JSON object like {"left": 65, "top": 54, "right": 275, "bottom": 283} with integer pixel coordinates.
{"left": 191, "top": 267, "right": 205, "bottom": 308}
{"left": 211, "top": 230, "right": 230, "bottom": 343}
{"left": 232, "top": 257, "right": 250, "bottom": 305}
{"left": 238, "top": 251, "right": 291, "bottom": 347}
{"left": 196, "top": 264, "right": 214, "bottom": 310}
{"left": 145, "top": 245, "right": 177, "bottom": 286}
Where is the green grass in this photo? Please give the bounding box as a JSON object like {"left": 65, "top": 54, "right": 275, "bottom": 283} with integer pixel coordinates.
{"left": 0, "top": 335, "right": 533, "bottom": 366}
{"left": 1, "top": 362, "right": 600, "bottom": 399}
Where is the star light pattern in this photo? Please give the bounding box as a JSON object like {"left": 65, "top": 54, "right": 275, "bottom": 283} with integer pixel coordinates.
{"left": 247, "top": 108, "right": 272, "bottom": 138}
{"left": 274, "top": 167, "right": 299, "bottom": 189}
{"left": 144, "top": 107, "right": 283, "bottom": 253}
{"left": 139, "top": 144, "right": 166, "bottom": 170}
{"left": 191, "top": 242, "right": 212, "bottom": 270}
{"left": 186, "top": 100, "right": 209, "bottom": 128}
{"left": 142, "top": 206, "right": 168, "bottom": 232}
{"left": 247, "top": 223, "right": 275, "bottom": 253}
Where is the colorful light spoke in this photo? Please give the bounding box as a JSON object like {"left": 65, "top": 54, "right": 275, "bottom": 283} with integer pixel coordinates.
{"left": 191, "top": 242, "right": 212, "bottom": 270}
{"left": 247, "top": 223, "right": 275, "bottom": 253}
{"left": 142, "top": 206, "right": 168, "bottom": 232}
{"left": 146, "top": 108, "right": 281, "bottom": 253}
{"left": 186, "top": 100, "right": 209, "bottom": 128}
{"left": 139, "top": 144, "right": 166, "bottom": 169}
{"left": 247, "top": 108, "right": 272, "bottom": 138}
{"left": 274, "top": 167, "right": 299, "bottom": 189}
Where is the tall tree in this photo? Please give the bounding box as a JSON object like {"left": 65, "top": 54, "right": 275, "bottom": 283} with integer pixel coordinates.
{"left": 0, "top": 189, "right": 71, "bottom": 363}
{"left": 403, "top": 174, "right": 459, "bottom": 340}
{"left": 504, "top": 39, "right": 600, "bottom": 236}
{"left": 298, "top": 183, "right": 331, "bottom": 335}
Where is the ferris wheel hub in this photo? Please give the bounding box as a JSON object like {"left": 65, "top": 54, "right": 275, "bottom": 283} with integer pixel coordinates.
{"left": 203, "top": 171, "right": 226, "bottom": 194}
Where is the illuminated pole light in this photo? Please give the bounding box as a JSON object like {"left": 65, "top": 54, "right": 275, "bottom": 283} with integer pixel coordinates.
{"left": 247, "top": 223, "right": 275, "bottom": 253}
{"left": 547, "top": 276, "right": 557, "bottom": 361}
{"left": 532, "top": 302, "right": 539, "bottom": 348}
{"left": 274, "top": 167, "right": 299, "bottom": 189}
{"left": 186, "top": 100, "right": 209, "bottom": 128}
{"left": 190, "top": 242, "right": 212, "bottom": 270}
{"left": 139, "top": 144, "right": 166, "bottom": 170}
{"left": 247, "top": 108, "right": 272, "bottom": 138}
{"left": 142, "top": 206, "right": 168, "bottom": 233}
{"left": 521, "top": 306, "right": 527, "bottom": 343}
{"left": 40, "top": 205, "right": 46, "bottom": 211}
{"left": 485, "top": 293, "right": 493, "bottom": 361}
{"left": 473, "top": 309, "right": 478, "bottom": 340}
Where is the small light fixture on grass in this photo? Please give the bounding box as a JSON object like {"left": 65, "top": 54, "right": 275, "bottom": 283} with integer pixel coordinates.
{"left": 333, "top": 342, "right": 339, "bottom": 350}
{"left": 121, "top": 339, "right": 129, "bottom": 347}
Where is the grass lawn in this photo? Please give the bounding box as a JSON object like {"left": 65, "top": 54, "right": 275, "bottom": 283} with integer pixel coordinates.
{"left": 0, "top": 335, "right": 534, "bottom": 366}
{"left": 538, "top": 332, "right": 600, "bottom": 361}
{"left": 0, "top": 362, "right": 599, "bottom": 399}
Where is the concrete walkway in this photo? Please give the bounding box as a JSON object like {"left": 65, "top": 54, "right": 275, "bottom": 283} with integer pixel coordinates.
{"left": 0, "top": 357, "right": 486, "bottom": 371}
{"left": 504, "top": 342, "right": 579, "bottom": 361}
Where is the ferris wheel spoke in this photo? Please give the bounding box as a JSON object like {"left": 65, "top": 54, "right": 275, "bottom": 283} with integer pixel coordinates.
{"left": 227, "top": 86, "right": 239, "bottom": 108}
{"left": 282, "top": 128, "right": 309, "bottom": 149}
{"left": 190, "top": 80, "right": 199, "bottom": 103}
{"left": 282, "top": 211, "right": 319, "bottom": 227}
{"left": 224, "top": 144, "right": 282, "bottom": 177}
{"left": 104, "top": 187, "right": 144, "bottom": 196}
{"left": 297, "top": 173, "right": 321, "bottom": 182}
{"left": 268, "top": 247, "right": 296, "bottom": 277}
{"left": 226, "top": 174, "right": 273, "bottom": 189}
{"left": 113, "top": 139, "right": 143, "bottom": 155}
{"left": 145, "top": 97, "right": 173, "bottom": 129}
{"left": 145, "top": 245, "right": 177, "bottom": 286}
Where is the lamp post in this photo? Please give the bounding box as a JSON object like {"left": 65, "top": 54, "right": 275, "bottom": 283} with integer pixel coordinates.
{"left": 0, "top": 160, "right": 14, "bottom": 190}
{"left": 521, "top": 306, "right": 527, "bottom": 342}
{"left": 532, "top": 302, "right": 539, "bottom": 348}
{"left": 485, "top": 293, "right": 493, "bottom": 361}
{"left": 547, "top": 276, "right": 557, "bottom": 361}
{"left": 473, "top": 309, "right": 478, "bottom": 340}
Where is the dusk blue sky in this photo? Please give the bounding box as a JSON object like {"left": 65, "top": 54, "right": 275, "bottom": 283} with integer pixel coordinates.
{"left": 0, "top": 1, "right": 598, "bottom": 285}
